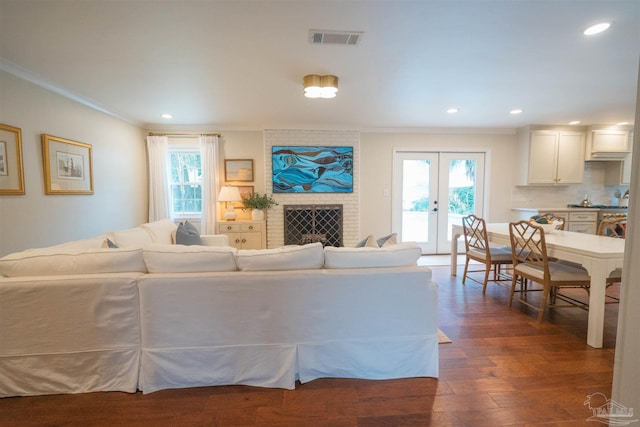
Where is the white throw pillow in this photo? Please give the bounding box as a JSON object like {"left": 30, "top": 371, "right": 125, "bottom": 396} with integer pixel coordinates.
{"left": 143, "top": 244, "right": 237, "bottom": 273}
{"left": 376, "top": 233, "right": 398, "bottom": 247}
{"left": 323, "top": 242, "right": 421, "bottom": 269}
{"left": 107, "top": 227, "right": 153, "bottom": 248}
{"left": 236, "top": 242, "right": 324, "bottom": 271}
{"left": 141, "top": 219, "right": 177, "bottom": 245}
{"left": 0, "top": 247, "right": 146, "bottom": 277}
{"left": 355, "top": 234, "right": 378, "bottom": 248}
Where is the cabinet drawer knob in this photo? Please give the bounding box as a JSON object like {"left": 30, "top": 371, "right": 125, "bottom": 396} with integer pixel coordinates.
{"left": 242, "top": 239, "right": 247, "bottom": 243}
{"left": 235, "top": 239, "right": 240, "bottom": 243}
{"left": 249, "top": 226, "right": 254, "bottom": 230}
{"left": 226, "top": 226, "right": 232, "bottom": 230}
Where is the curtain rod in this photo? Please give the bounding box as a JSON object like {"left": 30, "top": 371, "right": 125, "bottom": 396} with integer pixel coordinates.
{"left": 148, "top": 132, "right": 220, "bottom": 137}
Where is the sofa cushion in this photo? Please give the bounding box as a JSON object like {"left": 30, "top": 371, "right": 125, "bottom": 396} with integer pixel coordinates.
{"left": 107, "top": 227, "right": 153, "bottom": 248}
{"left": 175, "top": 221, "right": 202, "bottom": 246}
{"left": 143, "top": 244, "right": 237, "bottom": 273}
{"left": 236, "top": 242, "right": 324, "bottom": 271}
{"left": 141, "top": 219, "right": 177, "bottom": 245}
{"left": 0, "top": 247, "right": 146, "bottom": 277}
{"left": 323, "top": 242, "right": 422, "bottom": 269}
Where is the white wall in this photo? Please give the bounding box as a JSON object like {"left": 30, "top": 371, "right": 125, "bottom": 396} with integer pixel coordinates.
{"left": 0, "top": 70, "right": 147, "bottom": 256}
{"left": 359, "top": 131, "right": 518, "bottom": 239}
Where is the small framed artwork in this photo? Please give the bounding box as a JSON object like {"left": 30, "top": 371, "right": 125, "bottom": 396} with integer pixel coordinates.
{"left": 41, "top": 134, "right": 94, "bottom": 195}
{"left": 232, "top": 185, "right": 254, "bottom": 208}
{"left": 0, "top": 123, "right": 25, "bottom": 195}
{"left": 224, "top": 159, "right": 254, "bottom": 182}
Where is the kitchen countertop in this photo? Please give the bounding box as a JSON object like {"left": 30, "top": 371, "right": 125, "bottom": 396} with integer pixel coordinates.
{"left": 512, "top": 206, "right": 627, "bottom": 211}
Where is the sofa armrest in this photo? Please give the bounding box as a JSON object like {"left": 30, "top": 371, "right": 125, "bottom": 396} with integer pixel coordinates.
{"left": 200, "top": 234, "right": 230, "bottom": 246}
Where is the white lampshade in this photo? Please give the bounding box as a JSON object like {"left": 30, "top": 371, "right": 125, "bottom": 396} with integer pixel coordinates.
{"left": 218, "top": 186, "right": 242, "bottom": 221}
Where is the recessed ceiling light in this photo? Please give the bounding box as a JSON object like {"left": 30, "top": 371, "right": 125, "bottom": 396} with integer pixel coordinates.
{"left": 510, "top": 109, "right": 523, "bottom": 115}
{"left": 617, "top": 122, "right": 629, "bottom": 126}
{"left": 584, "top": 22, "right": 611, "bottom": 36}
{"left": 161, "top": 113, "right": 173, "bottom": 119}
{"left": 446, "top": 108, "right": 459, "bottom": 114}
{"left": 569, "top": 120, "right": 581, "bottom": 125}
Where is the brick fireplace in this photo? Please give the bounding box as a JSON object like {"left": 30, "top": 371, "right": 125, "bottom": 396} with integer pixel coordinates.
{"left": 264, "top": 130, "right": 360, "bottom": 248}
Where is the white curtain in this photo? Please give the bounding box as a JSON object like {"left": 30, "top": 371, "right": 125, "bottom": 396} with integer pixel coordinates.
{"left": 200, "top": 135, "right": 219, "bottom": 234}
{"left": 146, "top": 135, "right": 171, "bottom": 221}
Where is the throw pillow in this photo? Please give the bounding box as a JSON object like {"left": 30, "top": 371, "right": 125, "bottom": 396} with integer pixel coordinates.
{"left": 102, "top": 238, "right": 119, "bottom": 248}
{"left": 175, "top": 221, "right": 202, "bottom": 245}
{"left": 376, "top": 233, "right": 397, "bottom": 247}
{"left": 355, "top": 234, "right": 378, "bottom": 248}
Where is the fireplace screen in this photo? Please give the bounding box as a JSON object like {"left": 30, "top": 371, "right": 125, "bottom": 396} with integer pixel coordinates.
{"left": 284, "top": 204, "right": 343, "bottom": 247}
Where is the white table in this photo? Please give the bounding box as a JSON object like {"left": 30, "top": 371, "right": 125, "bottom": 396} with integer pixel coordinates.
{"left": 451, "top": 223, "right": 626, "bottom": 348}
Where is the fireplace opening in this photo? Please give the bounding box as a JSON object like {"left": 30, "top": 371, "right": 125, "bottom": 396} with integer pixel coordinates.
{"left": 284, "top": 204, "right": 343, "bottom": 247}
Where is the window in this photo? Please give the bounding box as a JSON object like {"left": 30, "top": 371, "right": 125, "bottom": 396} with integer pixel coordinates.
{"left": 169, "top": 148, "right": 202, "bottom": 217}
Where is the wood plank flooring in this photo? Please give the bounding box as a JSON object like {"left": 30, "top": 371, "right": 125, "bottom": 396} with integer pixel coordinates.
{"left": 0, "top": 262, "right": 617, "bottom": 426}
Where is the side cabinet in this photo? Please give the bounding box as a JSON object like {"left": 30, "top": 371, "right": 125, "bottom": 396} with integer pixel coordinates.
{"left": 216, "top": 221, "right": 266, "bottom": 249}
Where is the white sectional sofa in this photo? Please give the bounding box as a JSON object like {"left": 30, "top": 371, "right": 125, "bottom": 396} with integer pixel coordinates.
{"left": 0, "top": 220, "right": 438, "bottom": 397}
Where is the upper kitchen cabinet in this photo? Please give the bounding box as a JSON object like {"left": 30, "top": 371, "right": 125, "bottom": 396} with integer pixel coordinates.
{"left": 584, "top": 127, "right": 631, "bottom": 161}
{"left": 515, "top": 127, "right": 586, "bottom": 185}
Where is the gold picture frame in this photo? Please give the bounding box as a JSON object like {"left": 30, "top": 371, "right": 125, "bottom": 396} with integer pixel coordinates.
{"left": 232, "top": 185, "right": 254, "bottom": 208}
{"left": 0, "top": 123, "right": 25, "bottom": 195}
{"left": 41, "top": 134, "right": 94, "bottom": 195}
{"left": 224, "top": 159, "right": 254, "bottom": 182}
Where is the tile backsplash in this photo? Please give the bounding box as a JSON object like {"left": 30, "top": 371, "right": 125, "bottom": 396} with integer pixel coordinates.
{"left": 511, "top": 162, "right": 629, "bottom": 208}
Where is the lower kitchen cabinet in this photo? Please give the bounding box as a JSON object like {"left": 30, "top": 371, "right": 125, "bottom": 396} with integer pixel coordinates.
{"left": 216, "top": 220, "right": 266, "bottom": 249}
{"left": 567, "top": 211, "right": 598, "bottom": 234}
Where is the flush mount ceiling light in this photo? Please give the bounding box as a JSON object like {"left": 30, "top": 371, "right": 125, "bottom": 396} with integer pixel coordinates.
{"left": 161, "top": 113, "right": 173, "bottom": 119}
{"left": 510, "top": 108, "right": 523, "bottom": 115}
{"left": 569, "top": 120, "right": 581, "bottom": 125}
{"left": 446, "top": 107, "right": 459, "bottom": 114}
{"left": 584, "top": 22, "right": 611, "bottom": 36}
{"left": 303, "top": 75, "right": 338, "bottom": 98}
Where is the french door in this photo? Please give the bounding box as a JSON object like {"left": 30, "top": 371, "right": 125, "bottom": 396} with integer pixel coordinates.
{"left": 392, "top": 150, "right": 485, "bottom": 254}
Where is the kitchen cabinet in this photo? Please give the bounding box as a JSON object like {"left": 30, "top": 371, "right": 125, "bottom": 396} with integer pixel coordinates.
{"left": 516, "top": 128, "right": 586, "bottom": 185}
{"left": 585, "top": 129, "right": 630, "bottom": 160}
{"left": 216, "top": 220, "right": 266, "bottom": 249}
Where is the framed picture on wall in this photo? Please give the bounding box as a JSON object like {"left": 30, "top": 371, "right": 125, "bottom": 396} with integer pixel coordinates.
{"left": 0, "top": 123, "right": 25, "bottom": 195}
{"left": 224, "top": 159, "right": 253, "bottom": 182}
{"left": 272, "top": 146, "right": 353, "bottom": 193}
{"left": 41, "top": 134, "right": 94, "bottom": 195}
{"left": 231, "top": 185, "right": 254, "bottom": 208}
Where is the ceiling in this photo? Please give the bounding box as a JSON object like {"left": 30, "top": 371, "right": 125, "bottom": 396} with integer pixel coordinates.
{"left": 1, "top": 0, "right": 639, "bottom": 131}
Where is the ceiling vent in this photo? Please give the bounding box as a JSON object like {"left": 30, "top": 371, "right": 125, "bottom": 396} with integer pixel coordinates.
{"left": 309, "top": 30, "right": 363, "bottom": 46}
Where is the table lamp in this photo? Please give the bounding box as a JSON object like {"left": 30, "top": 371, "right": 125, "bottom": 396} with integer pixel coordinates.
{"left": 217, "top": 186, "right": 242, "bottom": 221}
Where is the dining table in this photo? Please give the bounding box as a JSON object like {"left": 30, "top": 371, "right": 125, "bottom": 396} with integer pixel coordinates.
{"left": 450, "top": 222, "right": 626, "bottom": 348}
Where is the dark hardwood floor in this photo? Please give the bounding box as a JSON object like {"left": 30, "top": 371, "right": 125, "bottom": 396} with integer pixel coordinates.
{"left": 0, "top": 262, "right": 618, "bottom": 426}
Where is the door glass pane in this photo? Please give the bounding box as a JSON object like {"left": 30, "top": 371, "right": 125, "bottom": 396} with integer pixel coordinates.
{"left": 447, "top": 159, "right": 476, "bottom": 240}
{"left": 402, "top": 159, "right": 430, "bottom": 242}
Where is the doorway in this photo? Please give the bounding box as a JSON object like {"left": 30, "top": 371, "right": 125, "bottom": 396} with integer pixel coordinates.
{"left": 392, "top": 150, "right": 486, "bottom": 254}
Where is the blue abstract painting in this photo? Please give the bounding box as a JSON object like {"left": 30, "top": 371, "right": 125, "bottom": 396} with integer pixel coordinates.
{"left": 272, "top": 146, "right": 353, "bottom": 193}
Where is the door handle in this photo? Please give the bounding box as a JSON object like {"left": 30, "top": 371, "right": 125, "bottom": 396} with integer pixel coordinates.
{"left": 432, "top": 208, "right": 438, "bottom": 212}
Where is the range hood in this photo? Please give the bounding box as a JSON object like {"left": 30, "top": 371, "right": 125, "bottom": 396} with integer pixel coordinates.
{"left": 585, "top": 127, "right": 632, "bottom": 161}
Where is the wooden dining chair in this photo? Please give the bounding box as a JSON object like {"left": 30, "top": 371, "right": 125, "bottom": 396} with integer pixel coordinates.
{"left": 461, "top": 215, "right": 513, "bottom": 294}
{"left": 597, "top": 218, "right": 627, "bottom": 238}
{"left": 508, "top": 220, "right": 591, "bottom": 322}
{"left": 538, "top": 213, "right": 566, "bottom": 230}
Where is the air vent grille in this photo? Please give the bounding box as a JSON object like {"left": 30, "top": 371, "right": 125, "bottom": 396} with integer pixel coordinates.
{"left": 309, "top": 30, "right": 363, "bottom": 46}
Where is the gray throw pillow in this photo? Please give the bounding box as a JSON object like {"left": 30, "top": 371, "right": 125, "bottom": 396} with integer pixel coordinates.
{"left": 175, "top": 221, "right": 202, "bottom": 245}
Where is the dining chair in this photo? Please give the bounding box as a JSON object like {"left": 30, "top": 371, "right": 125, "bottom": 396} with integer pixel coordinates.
{"left": 597, "top": 217, "right": 627, "bottom": 238}
{"left": 538, "top": 213, "right": 566, "bottom": 230}
{"left": 508, "top": 220, "right": 591, "bottom": 322}
{"left": 461, "top": 215, "right": 513, "bottom": 294}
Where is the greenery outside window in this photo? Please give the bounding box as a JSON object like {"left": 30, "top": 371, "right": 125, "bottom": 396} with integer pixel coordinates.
{"left": 169, "top": 148, "right": 202, "bottom": 217}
